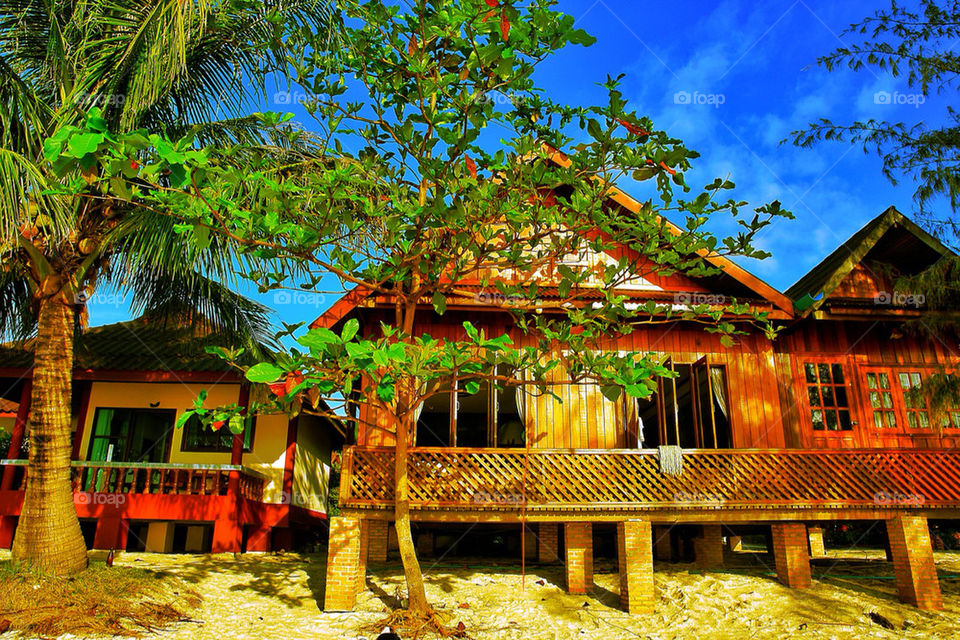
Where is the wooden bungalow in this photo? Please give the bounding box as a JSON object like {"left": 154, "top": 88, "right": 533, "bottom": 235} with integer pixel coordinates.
{"left": 0, "top": 317, "right": 343, "bottom": 554}
{"left": 321, "top": 204, "right": 959, "bottom": 614}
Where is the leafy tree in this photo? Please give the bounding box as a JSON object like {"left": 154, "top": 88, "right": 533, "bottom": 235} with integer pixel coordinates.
{"left": 0, "top": 0, "right": 330, "bottom": 574}
{"left": 790, "top": 0, "right": 960, "bottom": 422}
{"left": 790, "top": 0, "right": 960, "bottom": 242}
{"left": 137, "top": 0, "right": 793, "bottom": 627}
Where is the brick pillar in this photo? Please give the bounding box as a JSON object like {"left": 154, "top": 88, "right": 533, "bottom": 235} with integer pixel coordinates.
{"left": 886, "top": 514, "right": 943, "bottom": 610}
{"left": 617, "top": 520, "right": 654, "bottom": 614}
{"left": 807, "top": 525, "right": 825, "bottom": 558}
{"left": 539, "top": 522, "right": 560, "bottom": 563}
{"left": 367, "top": 519, "right": 389, "bottom": 565}
{"left": 356, "top": 519, "right": 369, "bottom": 594}
{"left": 653, "top": 526, "right": 672, "bottom": 561}
{"left": 727, "top": 535, "right": 742, "bottom": 552}
{"left": 564, "top": 522, "right": 593, "bottom": 594}
{"left": 694, "top": 524, "right": 724, "bottom": 569}
{"left": 771, "top": 523, "right": 811, "bottom": 589}
{"left": 524, "top": 524, "right": 537, "bottom": 560}
{"left": 416, "top": 530, "right": 434, "bottom": 555}
{"left": 324, "top": 516, "right": 362, "bottom": 611}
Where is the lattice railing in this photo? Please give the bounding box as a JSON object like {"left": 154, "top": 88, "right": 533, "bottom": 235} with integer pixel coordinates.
{"left": 340, "top": 447, "right": 960, "bottom": 511}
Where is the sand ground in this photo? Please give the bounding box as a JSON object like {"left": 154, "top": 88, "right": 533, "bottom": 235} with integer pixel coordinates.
{"left": 1, "top": 547, "right": 959, "bottom": 639}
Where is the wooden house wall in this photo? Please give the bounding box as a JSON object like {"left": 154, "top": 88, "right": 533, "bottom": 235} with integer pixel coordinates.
{"left": 355, "top": 310, "right": 787, "bottom": 450}
{"left": 775, "top": 320, "right": 960, "bottom": 450}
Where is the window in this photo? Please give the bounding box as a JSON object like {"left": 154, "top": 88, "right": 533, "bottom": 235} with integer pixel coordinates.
{"left": 804, "top": 363, "right": 852, "bottom": 431}
{"left": 898, "top": 372, "right": 931, "bottom": 429}
{"left": 88, "top": 408, "right": 176, "bottom": 463}
{"left": 414, "top": 374, "right": 525, "bottom": 448}
{"left": 180, "top": 414, "right": 255, "bottom": 452}
{"left": 863, "top": 368, "right": 934, "bottom": 431}
{"left": 636, "top": 359, "right": 731, "bottom": 448}
{"left": 866, "top": 371, "right": 898, "bottom": 428}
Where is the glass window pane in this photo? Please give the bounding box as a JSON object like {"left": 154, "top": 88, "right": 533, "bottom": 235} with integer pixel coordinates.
{"left": 870, "top": 391, "right": 881, "bottom": 408}
{"left": 885, "top": 412, "right": 897, "bottom": 428}
{"left": 811, "top": 410, "right": 824, "bottom": 430}
{"left": 838, "top": 410, "right": 852, "bottom": 430}
{"left": 911, "top": 373, "right": 922, "bottom": 386}
{"left": 825, "top": 411, "right": 839, "bottom": 431}
{"left": 879, "top": 373, "right": 891, "bottom": 389}
{"left": 899, "top": 373, "right": 910, "bottom": 389}
{"left": 835, "top": 386, "right": 848, "bottom": 408}
{"left": 832, "top": 364, "right": 845, "bottom": 384}
{"left": 919, "top": 412, "right": 930, "bottom": 428}
{"left": 908, "top": 413, "right": 918, "bottom": 429}
{"left": 873, "top": 412, "right": 883, "bottom": 428}
{"left": 804, "top": 363, "right": 817, "bottom": 383}
{"left": 952, "top": 413, "right": 960, "bottom": 428}
{"left": 818, "top": 364, "right": 831, "bottom": 383}
{"left": 867, "top": 373, "right": 877, "bottom": 389}
{"left": 821, "top": 386, "right": 835, "bottom": 407}
{"left": 882, "top": 392, "right": 894, "bottom": 409}
{"left": 807, "top": 386, "right": 821, "bottom": 407}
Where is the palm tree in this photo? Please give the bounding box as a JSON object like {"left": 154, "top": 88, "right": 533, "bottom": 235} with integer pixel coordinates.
{"left": 0, "top": 0, "right": 333, "bottom": 574}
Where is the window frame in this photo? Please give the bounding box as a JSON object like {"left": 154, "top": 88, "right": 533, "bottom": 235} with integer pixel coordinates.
{"left": 858, "top": 365, "right": 959, "bottom": 434}
{"left": 799, "top": 359, "right": 855, "bottom": 435}
{"left": 179, "top": 413, "right": 256, "bottom": 453}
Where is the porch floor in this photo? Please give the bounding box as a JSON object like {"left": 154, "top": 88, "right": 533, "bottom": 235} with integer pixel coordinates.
{"left": 3, "top": 547, "right": 957, "bottom": 638}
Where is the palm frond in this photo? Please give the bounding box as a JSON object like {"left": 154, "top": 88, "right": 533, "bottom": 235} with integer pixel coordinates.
{"left": 0, "top": 271, "right": 35, "bottom": 341}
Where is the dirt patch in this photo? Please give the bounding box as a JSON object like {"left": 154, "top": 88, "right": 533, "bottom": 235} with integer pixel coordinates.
{"left": 0, "top": 548, "right": 957, "bottom": 639}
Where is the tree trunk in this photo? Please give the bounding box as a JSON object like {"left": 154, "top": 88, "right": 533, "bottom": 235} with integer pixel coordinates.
{"left": 393, "top": 414, "right": 430, "bottom": 611}
{"left": 11, "top": 296, "right": 88, "bottom": 574}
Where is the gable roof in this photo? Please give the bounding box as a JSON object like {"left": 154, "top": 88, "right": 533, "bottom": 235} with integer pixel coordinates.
{"left": 311, "top": 147, "right": 794, "bottom": 329}
{"left": 785, "top": 206, "right": 953, "bottom": 315}
{"left": 0, "top": 316, "right": 250, "bottom": 378}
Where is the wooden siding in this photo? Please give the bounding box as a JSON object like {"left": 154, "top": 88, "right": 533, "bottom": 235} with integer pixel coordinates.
{"left": 776, "top": 320, "right": 960, "bottom": 450}
{"left": 356, "top": 314, "right": 787, "bottom": 450}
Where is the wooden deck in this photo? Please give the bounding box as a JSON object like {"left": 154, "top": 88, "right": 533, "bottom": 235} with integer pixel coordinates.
{"left": 339, "top": 446, "right": 960, "bottom": 520}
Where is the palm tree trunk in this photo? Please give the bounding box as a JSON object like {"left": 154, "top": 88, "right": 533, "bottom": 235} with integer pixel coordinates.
{"left": 394, "top": 414, "right": 430, "bottom": 612}
{"left": 11, "top": 295, "right": 88, "bottom": 574}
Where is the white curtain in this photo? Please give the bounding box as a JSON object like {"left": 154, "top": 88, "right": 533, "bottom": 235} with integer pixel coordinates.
{"left": 710, "top": 367, "right": 728, "bottom": 419}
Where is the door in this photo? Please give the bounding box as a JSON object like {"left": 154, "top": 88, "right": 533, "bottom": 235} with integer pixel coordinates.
{"left": 87, "top": 408, "right": 176, "bottom": 463}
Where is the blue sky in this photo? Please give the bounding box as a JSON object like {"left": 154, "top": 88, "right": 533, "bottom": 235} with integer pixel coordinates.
{"left": 88, "top": 0, "right": 947, "bottom": 329}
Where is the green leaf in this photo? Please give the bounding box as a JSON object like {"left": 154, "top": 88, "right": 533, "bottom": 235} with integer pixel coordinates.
{"left": 464, "top": 380, "right": 480, "bottom": 395}
{"left": 228, "top": 415, "right": 245, "bottom": 434}
{"left": 66, "top": 132, "right": 104, "bottom": 158}
{"left": 600, "top": 385, "right": 622, "bottom": 402}
{"left": 432, "top": 291, "right": 447, "bottom": 314}
{"left": 245, "top": 362, "right": 284, "bottom": 383}
{"left": 341, "top": 318, "right": 360, "bottom": 342}
{"left": 175, "top": 410, "right": 195, "bottom": 429}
